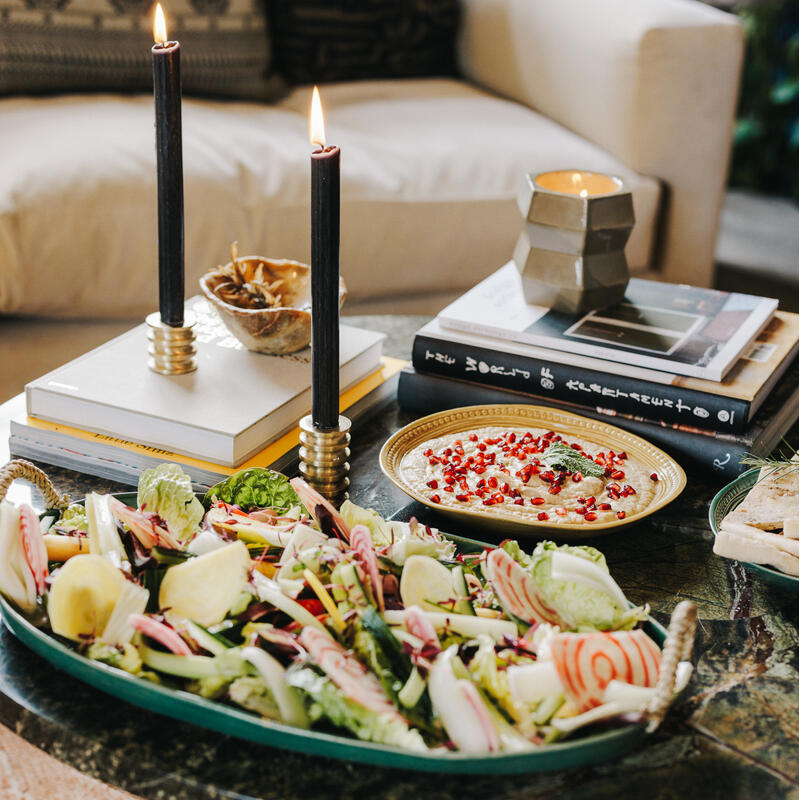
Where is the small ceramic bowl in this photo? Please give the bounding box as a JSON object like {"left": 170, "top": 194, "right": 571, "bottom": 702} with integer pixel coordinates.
{"left": 199, "top": 256, "right": 346, "bottom": 354}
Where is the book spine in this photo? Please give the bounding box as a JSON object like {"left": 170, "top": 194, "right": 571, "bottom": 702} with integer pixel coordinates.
{"left": 412, "top": 334, "right": 752, "bottom": 435}
{"left": 397, "top": 370, "right": 751, "bottom": 482}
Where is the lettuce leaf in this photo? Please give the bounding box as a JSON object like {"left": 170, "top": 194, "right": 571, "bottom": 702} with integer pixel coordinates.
{"left": 528, "top": 541, "right": 646, "bottom": 631}
{"left": 340, "top": 500, "right": 391, "bottom": 545}
{"left": 467, "top": 634, "right": 527, "bottom": 724}
{"left": 55, "top": 504, "right": 89, "bottom": 533}
{"left": 203, "top": 468, "right": 303, "bottom": 513}
{"left": 137, "top": 463, "right": 204, "bottom": 542}
{"left": 287, "top": 666, "right": 427, "bottom": 751}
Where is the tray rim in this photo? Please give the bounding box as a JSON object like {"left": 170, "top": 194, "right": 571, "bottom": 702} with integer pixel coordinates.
{"left": 1, "top": 492, "right": 669, "bottom": 775}
{"left": 380, "top": 403, "right": 687, "bottom": 539}
{"left": 708, "top": 467, "right": 799, "bottom": 590}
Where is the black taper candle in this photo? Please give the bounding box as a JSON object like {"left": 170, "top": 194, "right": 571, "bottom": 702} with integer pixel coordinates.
{"left": 310, "top": 144, "right": 341, "bottom": 430}
{"left": 152, "top": 33, "right": 185, "bottom": 327}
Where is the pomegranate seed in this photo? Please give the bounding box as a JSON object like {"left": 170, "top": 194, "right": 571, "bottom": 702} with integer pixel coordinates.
{"left": 513, "top": 497, "right": 524, "bottom": 506}
{"left": 617, "top": 511, "right": 626, "bottom": 519}
{"left": 575, "top": 507, "right": 586, "bottom": 515}
{"left": 444, "top": 486, "right": 454, "bottom": 493}
{"left": 425, "top": 479, "right": 438, "bottom": 489}
{"left": 430, "top": 494, "right": 441, "bottom": 503}
{"left": 508, "top": 433, "right": 516, "bottom": 443}
{"left": 452, "top": 455, "right": 462, "bottom": 465}
{"left": 611, "top": 470, "right": 625, "bottom": 480}
{"left": 493, "top": 493, "right": 505, "bottom": 504}
{"left": 607, "top": 482, "right": 621, "bottom": 491}
{"left": 473, "top": 466, "right": 486, "bottom": 474}
{"left": 608, "top": 489, "right": 620, "bottom": 500}
{"left": 476, "top": 478, "right": 486, "bottom": 488}
{"left": 624, "top": 485, "right": 636, "bottom": 495}
{"left": 531, "top": 497, "right": 545, "bottom": 506}
{"left": 650, "top": 473, "right": 659, "bottom": 481}
{"left": 455, "top": 493, "right": 469, "bottom": 502}
{"left": 537, "top": 511, "right": 549, "bottom": 521}
{"left": 444, "top": 475, "right": 455, "bottom": 485}
{"left": 599, "top": 503, "right": 612, "bottom": 511}
{"left": 586, "top": 496, "right": 596, "bottom": 505}
{"left": 548, "top": 485, "right": 561, "bottom": 495}
{"left": 469, "top": 433, "right": 478, "bottom": 442}
{"left": 618, "top": 451, "right": 628, "bottom": 460}
{"left": 487, "top": 476, "right": 498, "bottom": 489}
{"left": 501, "top": 482, "right": 511, "bottom": 494}
{"left": 477, "top": 443, "right": 487, "bottom": 452}
{"left": 584, "top": 512, "right": 598, "bottom": 522}
{"left": 423, "top": 448, "right": 433, "bottom": 457}
{"left": 571, "top": 442, "right": 582, "bottom": 451}
{"left": 572, "top": 472, "right": 582, "bottom": 483}
{"left": 482, "top": 498, "right": 496, "bottom": 506}
{"left": 555, "top": 507, "right": 567, "bottom": 516}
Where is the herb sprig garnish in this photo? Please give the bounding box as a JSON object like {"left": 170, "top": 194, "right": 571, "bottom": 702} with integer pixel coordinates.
{"left": 540, "top": 441, "right": 606, "bottom": 478}
{"left": 740, "top": 440, "right": 798, "bottom": 483}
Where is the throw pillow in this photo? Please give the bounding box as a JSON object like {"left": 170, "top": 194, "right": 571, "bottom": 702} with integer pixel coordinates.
{"left": 0, "top": 0, "right": 284, "bottom": 101}
{"left": 267, "top": 0, "right": 460, "bottom": 86}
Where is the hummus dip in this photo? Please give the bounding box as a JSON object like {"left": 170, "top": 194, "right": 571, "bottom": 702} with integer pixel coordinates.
{"left": 401, "top": 426, "right": 658, "bottom": 524}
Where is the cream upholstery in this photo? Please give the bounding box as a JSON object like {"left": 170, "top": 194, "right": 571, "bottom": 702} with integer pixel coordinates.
{"left": 0, "top": 82, "right": 660, "bottom": 317}
{"left": 0, "top": 0, "right": 742, "bottom": 320}
{"left": 458, "top": 0, "right": 744, "bottom": 286}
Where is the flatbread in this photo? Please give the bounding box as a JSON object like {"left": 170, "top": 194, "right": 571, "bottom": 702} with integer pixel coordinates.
{"left": 713, "top": 529, "right": 799, "bottom": 577}
{"left": 724, "top": 465, "right": 799, "bottom": 531}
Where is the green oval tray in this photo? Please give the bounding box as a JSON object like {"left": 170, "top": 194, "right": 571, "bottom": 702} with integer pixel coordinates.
{"left": 708, "top": 468, "right": 798, "bottom": 591}
{"left": 0, "top": 493, "right": 668, "bottom": 774}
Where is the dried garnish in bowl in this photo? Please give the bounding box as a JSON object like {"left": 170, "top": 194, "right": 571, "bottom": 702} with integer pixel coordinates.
{"left": 199, "top": 242, "right": 346, "bottom": 355}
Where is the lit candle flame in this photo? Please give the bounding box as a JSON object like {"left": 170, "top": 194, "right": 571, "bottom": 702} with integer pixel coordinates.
{"left": 153, "top": 3, "right": 168, "bottom": 45}
{"left": 310, "top": 86, "right": 325, "bottom": 149}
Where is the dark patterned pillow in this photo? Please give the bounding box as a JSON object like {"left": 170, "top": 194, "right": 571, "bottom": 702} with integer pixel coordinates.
{"left": 267, "top": 0, "right": 460, "bottom": 86}
{"left": 0, "top": 0, "right": 284, "bottom": 100}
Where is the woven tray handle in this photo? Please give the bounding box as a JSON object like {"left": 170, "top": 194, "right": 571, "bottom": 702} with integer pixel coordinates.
{"left": 645, "top": 599, "right": 698, "bottom": 732}
{"left": 0, "top": 460, "right": 70, "bottom": 511}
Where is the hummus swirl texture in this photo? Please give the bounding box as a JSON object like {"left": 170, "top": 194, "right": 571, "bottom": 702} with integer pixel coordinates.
{"left": 401, "top": 426, "right": 658, "bottom": 524}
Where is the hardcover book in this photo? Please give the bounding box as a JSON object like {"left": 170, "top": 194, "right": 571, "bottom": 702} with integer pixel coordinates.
{"left": 437, "top": 262, "right": 778, "bottom": 381}
{"left": 396, "top": 364, "right": 799, "bottom": 482}
{"left": 11, "top": 358, "right": 406, "bottom": 489}
{"left": 412, "top": 313, "right": 798, "bottom": 435}
{"left": 25, "top": 298, "right": 384, "bottom": 467}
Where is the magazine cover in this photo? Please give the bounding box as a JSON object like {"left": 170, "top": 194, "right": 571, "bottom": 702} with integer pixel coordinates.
{"left": 438, "top": 262, "right": 778, "bottom": 380}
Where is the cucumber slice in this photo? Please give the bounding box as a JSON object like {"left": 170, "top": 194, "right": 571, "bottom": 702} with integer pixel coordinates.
{"left": 398, "top": 667, "right": 426, "bottom": 708}
{"left": 251, "top": 572, "right": 331, "bottom": 636}
{"left": 339, "top": 563, "right": 369, "bottom": 611}
{"left": 186, "top": 620, "right": 233, "bottom": 656}
{"left": 534, "top": 694, "right": 565, "bottom": 726}
{"left": 450, "top": 566, "right": 476, "bottom": 616}
{"left": 139, "top": 643, "right": 220, "bottom": 679}
{"left": 151, "top": 547, "right": 195, "bottom": 566}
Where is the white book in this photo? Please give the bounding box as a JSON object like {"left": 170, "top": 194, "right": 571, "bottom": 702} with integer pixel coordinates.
{"left": 437, "top": 262, "right": 778, "bottom": 381}
{"left": 25, "top": 298, "right": 384, "bottom": 466}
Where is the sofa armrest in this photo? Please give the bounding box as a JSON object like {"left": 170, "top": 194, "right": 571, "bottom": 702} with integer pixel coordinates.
{"left": 458, "top": 0, "right": 744, "bottom": 286}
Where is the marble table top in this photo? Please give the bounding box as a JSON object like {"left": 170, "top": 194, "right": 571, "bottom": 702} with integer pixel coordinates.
{"left": 0, "top": 314, "right": 796, "bottom": 800}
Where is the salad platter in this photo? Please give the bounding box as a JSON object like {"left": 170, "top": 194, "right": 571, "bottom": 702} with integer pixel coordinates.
{"left": 380, "top": 405, "right": 686, "bottom": 539}
{"left": 0, "top": 460, "right": 696, "bottom": 774}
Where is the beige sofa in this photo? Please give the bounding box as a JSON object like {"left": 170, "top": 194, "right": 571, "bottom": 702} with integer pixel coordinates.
{"left": 0, "top": 0, "right": 743, "bottom": 397}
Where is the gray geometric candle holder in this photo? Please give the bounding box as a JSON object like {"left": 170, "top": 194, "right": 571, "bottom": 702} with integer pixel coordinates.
{"left": 512, "top": 171, "right": 635, "bottom": 314}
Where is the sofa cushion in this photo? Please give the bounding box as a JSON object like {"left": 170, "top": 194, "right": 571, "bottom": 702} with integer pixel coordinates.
{"left": 0, "top": 0, "right": 283, "bottom": 102}
{"left": 0, "top": 79, "right": 661, "bottom": 318}
{"left": 267, "top": 0, "right": 460, "bottom": 85}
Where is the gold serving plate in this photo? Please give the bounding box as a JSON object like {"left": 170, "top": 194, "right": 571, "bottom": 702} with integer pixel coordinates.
{"left": 380, "top": 404, "right": 686, "bottom": 540}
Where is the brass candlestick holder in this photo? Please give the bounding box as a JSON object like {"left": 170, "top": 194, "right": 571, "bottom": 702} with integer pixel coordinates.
{"left": 146, "top": 311, "right": 198, "bottom": 375}
{"left": 298, "top": 414, "right": 351, "bottom": 505}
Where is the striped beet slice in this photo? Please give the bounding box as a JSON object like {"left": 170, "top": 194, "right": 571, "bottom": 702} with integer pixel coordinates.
{"left": 349, "top": 524, "right": 384, "bottom": 610}
{"left": 485, "top": 548, "right": 562, "bottom": 626}
{"left": 549, "top": 630, "right": 662, "bottom": 712}
{"left": 300, "top": 627, "right": 399, "bottom": 717}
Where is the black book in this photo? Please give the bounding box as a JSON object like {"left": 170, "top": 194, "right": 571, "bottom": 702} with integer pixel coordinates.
{"left": 396, "top": 363, "right": 799, "bottom": 482}
{"left": 412, "top": 316, "right": 798, "bottom": 435}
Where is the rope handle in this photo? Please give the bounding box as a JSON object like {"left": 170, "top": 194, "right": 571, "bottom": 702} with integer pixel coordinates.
{"left": 0, "top": 460, "right": 70, "bottom": 511}
{"left": 645, "top": 599, "right": 698, "bottom": 732}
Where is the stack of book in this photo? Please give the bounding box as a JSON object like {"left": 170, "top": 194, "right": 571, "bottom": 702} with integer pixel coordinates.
{"left": 10, "top": 297, "right": 405, "bottom": 489}
{"left": 398, "top": 262, "right": 798, "bottom": 481}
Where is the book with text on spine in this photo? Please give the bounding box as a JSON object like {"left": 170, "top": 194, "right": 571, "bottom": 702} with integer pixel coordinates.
{"left": 396, "top": 364, "right": 798, "bottom": 482}
{"left": 437, "top": 262, "right": 778, "bottom": 381}
{"left": 25, "top": 297, "right": 385, "bottom": 467}
{"left": 412, "top": 313, "right": 798, "bottom": 435}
